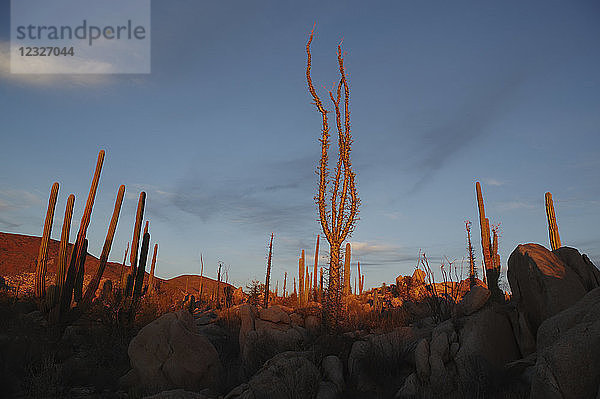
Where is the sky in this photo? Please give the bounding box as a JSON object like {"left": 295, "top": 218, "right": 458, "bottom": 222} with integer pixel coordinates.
{"left": 0, "top": 0, "right": 599, "bottom": 291}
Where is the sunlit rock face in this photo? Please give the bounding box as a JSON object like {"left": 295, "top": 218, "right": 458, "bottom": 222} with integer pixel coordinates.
{"left": 507, "top": 244, "right": 595, "bottom": 336}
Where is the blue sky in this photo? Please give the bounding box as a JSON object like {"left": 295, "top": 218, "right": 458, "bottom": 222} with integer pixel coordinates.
{"left": 1, "top": 0, "right": 599, "bottom": 290}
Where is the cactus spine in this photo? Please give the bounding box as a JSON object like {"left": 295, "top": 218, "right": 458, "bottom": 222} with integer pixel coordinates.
{"left": 264, "top": 233, "right": 274, "bottom": 308}
{"left": 545, "top": 192, "right": 561, "bottom": 250}
{"left": 127, "top": 191, "right": 146, "bottom": 296}
{"left": 343, "top": 243, "right": 351, "bottom": 296}
{"left": 55, "top": 194, "right": 75, "bottom": 291}
{"left": 148, "top": 243, "right": 158, "bottom": 293}
{"left": 82, "top": 185, "right": 125, "bottom": 305}
{"left": 35, "top": 182, "right": 59, "bottom": 299}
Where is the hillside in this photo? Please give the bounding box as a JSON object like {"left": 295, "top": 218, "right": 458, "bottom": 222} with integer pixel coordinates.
{"left": 0, "top": 231, "right": 235, "bottom": 297}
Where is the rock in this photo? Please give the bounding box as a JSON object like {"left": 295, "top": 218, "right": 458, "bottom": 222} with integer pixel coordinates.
{"left": 322, "top": 355, "right": 344, "bottom": 392}
{"left": 430, "top": 331, "right": 449, "bottom": 363}
{"left": 395, "top": 373, "right": 419, "bottom": 398}
{"left": 305, "top": 315, "right": 321, "bottom": 332}
{"left": 454, "top": 307, "right": 521, "bottom": 390}
{"left": 241, "top": 326, "right": 304, "bottom": 378}
{"left": 455, "top": 285, "right": 490, "bottom": 316}
{"left": 247, "top": 352, "right": 320, "bottom": 399}
{"left": 258, "top": 305, "right": 290, "bottom": 324}
{"left": 449, "top": 342, "right": 459, "bottom": 359}
{"left": 195, "top": 310, "right": 217, "bottom": 326}
{"left": 316, "top": 381, "right": 338, "bottom": 399}
{"left": 121, "top": 310, "right": 222, "bottom": 393}
{"left": 290, "top": 313, "right": 304, "bottom": 326}
{"left": 348, "top": 327, "right": 422, "bottom": 391}
{"left": 255, "top": 318, "right": 290, "bottom": 332}
{"left": 239, "top": 304, "right": 256, "bottom": 351}
{"left": 531, "top": 287, "right": 600, "bottom": 399}
{"left": 224, "top": 383, "right": 251, "bottom": 399}
{"left": 553, "top": 247, "right": 600, "bottom": 291}
{"left": 144, "top": 389, "right": 209, "bottom": 399}
{"left": 412, "top": 268, "right": 426, "bottom": 283}
{"left": 415, "top": 339, "right": 430, "bottom": 381}
{"left": 507, "top": 244, "right": 590, "bottom": 335}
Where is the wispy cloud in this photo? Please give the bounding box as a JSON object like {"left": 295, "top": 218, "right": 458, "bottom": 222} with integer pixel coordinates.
{"left": 493, "top": 200, "right": 536, "bottom": 212}
{"left": 484, "top": 178, "right": 504, "bottom": 186}
{"left": 406, "top": 71, "right": 528, "bottom": 192}
{"left": 0, "top": 189, "right": 41, "bottom": 211}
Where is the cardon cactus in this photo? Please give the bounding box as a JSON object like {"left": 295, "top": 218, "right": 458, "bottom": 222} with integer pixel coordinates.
{"left": 343, "top": 242, "right": 351, "bottom": 296}
{"left": 55, "top": 194, "right": 75, "bottom": 291}
{"left": 133, "top": 232, "right": 150, "bottom": 300}
{"left": 545, "top": 192, "right": 561, "bottom": 250}
{"left": 82, "top": 184, "right": 125, "bottom": 306}
{"left": 313, "top": 235, "right": 319, "bottom": 298}
{"left": 148, "top": 243, "right": 158, "bottom": 293}
{"left": 127, "top": 191, "right": 146, "bottom": 296}
{"left": 35, "top": 182, "right": 59, "bottom": 299}
{"left": 298, "top": 249, "right": 305, "bottom": 307}
{"left": 73, "top": 150, "right": 105, "bottom": 303}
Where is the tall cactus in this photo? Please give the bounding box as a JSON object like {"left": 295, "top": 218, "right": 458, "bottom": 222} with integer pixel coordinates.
{"left": 283, "top": 271, "right": 287, "bottom": 298}
{"left": 298, "top": 250, "right": 305, "bottom": 307}
{"left": 133, "top": 232, "right": 150, "bottom": 300}
{"left": 82, "top": 185, "right": 125, "bottom": 305}
{"left": 119, "top": 242, "right": 129, "bottom": 291}
{"left": 545, "top": 192, "right": 561, "bottom": 250}
{"left": 264, "top": 233, "right": 274, "bottom": 308}
{"left": 35, "top": 182, "right": 59, "bottom": 299}
{"left": 55, "top": 194, "right": 75, "bottom": 291}
{"left": 475, "top": 181, "right": 502, "bottom": 300}
{"left": 127, "top": 192, "right": 146, "bottom": 296}
{"left": 358, "top": 261, "right": 364, "bottom": 295}
{"left": 313, "top": 235, "right": 319, "bottom": 299}
{"left": 343, "top": 243, "right": 351, "bottom": 296}
{"left": 148, "top": 243, "right": 158, "bottom": 293}
{"left": 199, "top": 253, "right": 204, "bottom": 300}
{"left": 70, "top": 150, "right": 105, "bottom": 303}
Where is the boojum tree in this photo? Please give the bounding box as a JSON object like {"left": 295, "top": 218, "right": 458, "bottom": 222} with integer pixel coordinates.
{"left": 306, "top": 29, "right": 360, "bottom": 330}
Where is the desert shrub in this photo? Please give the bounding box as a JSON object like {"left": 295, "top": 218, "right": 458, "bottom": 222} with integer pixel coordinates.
{"left": 23, "top": 354, "right": 64, "bottom": 398}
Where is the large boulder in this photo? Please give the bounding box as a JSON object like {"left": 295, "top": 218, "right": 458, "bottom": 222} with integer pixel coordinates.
{"left": 531, "top": 287, "right": 600, "bottom": 399}
{"left": 454, "top": 307, "right": 521, "bottom": 390}
{"left": 258, "top": 305, "right": 290, "bottom": 324}
{"left": 454, "top": 285, "right": 490, "bottom": 316}
{"left": 144, "top": 390, "right": 209, "bottom": 399}
{"left": 121, "top": 310, "right": 222, "bottom": 393}
{"left": 227, "top": 352, "right": 320, "bottom": 399}
{"left": 553, "top": 247, "right": 600, "bottom": 291}
{"left": 239, "top": 304, "right": 257, "bottom": 351}
{"left": 507, "top": 244, "right": 590, "bottom": 335}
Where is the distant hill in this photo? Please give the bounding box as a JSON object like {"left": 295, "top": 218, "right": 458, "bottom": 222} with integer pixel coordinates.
{"left": 0, "top": 232, "right": 236, "bottom": 297}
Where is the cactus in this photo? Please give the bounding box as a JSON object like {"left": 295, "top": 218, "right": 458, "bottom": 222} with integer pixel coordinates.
{"left": 274, "top": 280, "right": 278, "bottom": 298}
{"left": 475, "top": 181, "right": 502, "bottom": 299}
{"left": 216, "top": 262, "right": 222, "bottom": 307}
{"left": 283, "top": 271, "right": 287, "bottom": 298}
{"left": 35, "top": 182, "right": 59, "bottom": 299}
{"left": 298, "top": 250, "right": 305, "bottom": 307}
{"left": 358, "top": 261, "right": 364, "bottom": 295}
{"left": 313, "top": 235, "right": 319, "bottom": 300}
{"left": 82, "top": 185, "right": 125, "bottom": 306}
{"left": 343, "top": 242, "right": 351, "bottom": 296}
{"left": 319, "top": 267, "right": 323, "bottom": 302}
{"left": 264, "top": 233, "right": 274, "bottom": 308}
{"left": 304, "top": 268, "right": 310, "bottom": 305}
{"left": 127, "top": 192, "right": 146, "bottom": 296}
{"left": 545, "top": 192, "right": 561, "bottom": 250}
{"left": 143, "top": 220, "right": 149, "bottom": 236}
{"left": 133, "top": 232, "right": 150, "bottom": 300}
{"left": 69, "top": 150, "right": 104, "bottom": 304}
{"left": 465, "top": 220, "right": 477, "bottom": 288}
{"left": 293, "top": 277, "right": 297, "bottom": 297}
{"left": 199, "top": 253, "right": 204, "bottom": 300}
{"left": 148, "top": 243, "right": 158, "bottom": 293}
{"left": 55, "top": 194, "right": 75, "bottom": 292}
{"left": 119, "top": 242, "right": 129, "bottom": 291}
